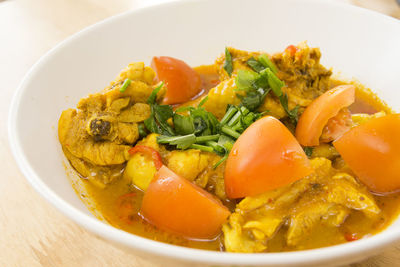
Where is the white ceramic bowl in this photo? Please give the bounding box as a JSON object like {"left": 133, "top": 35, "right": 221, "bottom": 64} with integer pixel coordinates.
{"left": 9, "top": 0, "right": 400, "bottom": 266}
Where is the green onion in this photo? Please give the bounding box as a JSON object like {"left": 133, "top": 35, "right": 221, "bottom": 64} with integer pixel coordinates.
{"left": 228, "top": 106, "right": 249, "bottom": 126}
{"left": 221, "top": 126, "right": 241, "bottom": 139}
{"left": 189, "top": 144, "right": 214, "bottom": 152}
{"left": 119, "top": 78, "right": 132, "bottom": 93}
{"left": 220, "top": 106, "right": 238, "bottom": 125}
{"left": 205, "top": 141, "right": 225, "bottom": 154}
{"left": 263, "top": 68, "right": 284, "bottom": 97}
{"left": 258, "top": 54, "right": 278, "bottom": 74}
{"left": 213, "top": 154, "right": 229, "bottom": 169}
{"left": 195, "top": 134, "right": 220, "bottom": 143}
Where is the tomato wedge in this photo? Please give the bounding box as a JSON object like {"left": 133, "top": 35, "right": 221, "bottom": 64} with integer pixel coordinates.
{"left": 225, "top": 116, "right": 312, "bottom": 198}
{"left": 151, "top": 56, "right": 202, "bottom": 105}
{"left": 140, "top": 165, "right": 230, "bottom": 239}
{"left": 333, "top": 114, "right": 400, "bottom": 194}
{"left": 296, "top": 85, "right": 355, "bottom": 146}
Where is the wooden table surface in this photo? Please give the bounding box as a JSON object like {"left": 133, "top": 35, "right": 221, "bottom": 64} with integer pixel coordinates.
{"left": 1, "top": 0, "right": 400, "bottom": 266}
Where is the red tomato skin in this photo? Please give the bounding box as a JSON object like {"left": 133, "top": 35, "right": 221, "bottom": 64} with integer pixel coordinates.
{"left": 140, "top": 166, "right": 230, "bottom": 239}
{"left": 333, "top": 114, "right": 400, "bottom": 194}
{"left": 225, "top": 116, "right": 312, "bottom": 198}
{"left": 296, "top": 85, "right": 355, "bottom": 146}
{"left": 151, "top": 56, "right": 202, "bottom": 105}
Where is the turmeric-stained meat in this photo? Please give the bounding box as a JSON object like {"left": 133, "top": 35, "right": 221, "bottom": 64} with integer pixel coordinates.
{"left": 59, "top": 62, "right": 156, "bottom": 187}
{"left": 222, "top": 157, "right": 380, "bottom": 252}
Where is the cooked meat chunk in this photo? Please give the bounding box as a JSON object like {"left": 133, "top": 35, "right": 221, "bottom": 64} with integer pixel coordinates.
{"left": 222, "top": 157, "right": 380, "bottom": 252}
{"left": 59, "top": 62, "right": 155, "bottom": 187}
{"left": 215, "top": 47, "right": 261, "bottom": 81}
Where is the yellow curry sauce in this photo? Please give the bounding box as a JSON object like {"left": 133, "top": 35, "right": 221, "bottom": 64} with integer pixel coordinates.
{"left": 59, "top": 44, "right": 400, "bottom": 252}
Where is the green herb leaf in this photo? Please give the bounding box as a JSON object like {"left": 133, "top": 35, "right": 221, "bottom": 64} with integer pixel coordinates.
{"left": 195, "top": 134, "right": 220, "bottom": 143}
{"left": 264, "top": 68, "right": 284, "bottom": 97}
{"left": 157, "top": 134, "right": 196, "bottom": 150}
{"left": 258, "top": 54, "right": 278, "bottom": 74}
{"left": 235, "top": 70, "right": 260, "bottom": 91}
{"left": 153, "top": 104, "right": 175, "bottom": 135}
{"left": 220, "top": 105, "right": 238, "bottom": 125}
{"left": 304, "top": 147, "right": 313, "bottom": 157}
{"left": 119, "top": 78, "right": 131, "bottom": 93}
{"left": 173, "top": 114, "right": 194, "bottom": 135}
{"left": 218, "top": 135, "right": 235, "bottom": 149}
{"left": 144, "top": 114, "right": 161, "bottom": 134}
{"left": 221, "top": 125, "right": 241, "bottom": 139}
{"left": 247, "top": 57, "right": 265, "bottom": 73}
{"left": 147, "top": 81, "right": 164, "bottom": 104}
{"left": 205, "top": 141, "right": 225, "bottom": 155}
{"left": 239, "top": 88, "right": 271, "bottom": 111}
{"left": 223, "top": 47, "right": 233, "bottom": 77}
{"left": 279, "top": 93, "right": 300, "bottom": 124}
{"left": 189, "top": 144, "right": 214, "bottom": 153}
{"left": 213, "top": 154, "right": 228, "bottom": 169}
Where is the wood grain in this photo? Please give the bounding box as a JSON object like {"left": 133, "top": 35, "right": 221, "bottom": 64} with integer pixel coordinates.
{"left": 1, "top": 0, "right": 399, "bottom": 266}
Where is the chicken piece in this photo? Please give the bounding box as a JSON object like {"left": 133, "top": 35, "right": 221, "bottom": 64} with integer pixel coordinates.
{"left": 117, "top": 122, "right": 139, "bottom": 144}
{"left": 102, "top": 62, "right": 162, "bottom": 107}
{"left": 243, "top": 213, "right": 283, "bottom": 240}
{"left": 118, "top": 103, "right": 151, "bottom": 123}
{"left": 257, "top": 96, "right": 286, "bottom": 119}
{"left": 59, "top": 109, "right": 130, "bottom": 166}
{"left": 59, "top": 62, "right": 156, "bottom": 187}
{"left": 273, "top": 42, "right": 332, "bottom": 101}
{"left": 222, "top": 157, "right": 380, "bottom": 252}
{"left": 327, "top": 173, "right": 380, "bottom": 218}
{"left": 202, "top": 78, "right": 242, "bottom": 119}
{"left": 215, "top": 47, "right": 261, "bottom": 81}
{"left": 109, "top": 97, "right": 130, "bottom": 113}
{"left": 287, "top": 202, "right": 349, "bottom": 246}
{"left": 166, "top": 150, "right": 211, "bottom": 181}
{"left": 62, "top": 147, "right": 124, "bottom": 188}
{"left": 195, "top": 159, "right": 227, "bottom": 200}
{"left": 222, "top": 213, "right": 267, "bottom": 253}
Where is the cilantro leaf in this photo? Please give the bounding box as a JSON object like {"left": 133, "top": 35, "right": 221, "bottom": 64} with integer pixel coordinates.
{"left": 279, "top": 93, "right": 300, "bottom": 124}
{"left": 235, "top": 70, "right": 260, "bottom": 91}
{"left": 223, "top": 47, "right": 233, "bottom": 77}
{"left": 247, "top": 57, "right": 265, "bottom": 73}
{"left": 157, "top": 134, "right": 196, "bottom": 150}
{"left": 173, "top": 114, "right": 194, "bottom": 135}
{"left": 147, "top": 81, "right": 164, "bottom": 104}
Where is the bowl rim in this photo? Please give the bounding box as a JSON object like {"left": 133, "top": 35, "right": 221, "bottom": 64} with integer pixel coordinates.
{"left": 8, "top": 0, "right": 400, "bottom": 265}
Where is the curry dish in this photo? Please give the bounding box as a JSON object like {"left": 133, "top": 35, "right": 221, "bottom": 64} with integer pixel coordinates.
{"left": 58, "top": 43, "right": 400, "bottom": 252}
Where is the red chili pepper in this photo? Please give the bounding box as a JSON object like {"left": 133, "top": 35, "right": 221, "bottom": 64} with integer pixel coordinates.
{"left": 128, "top": 145, "right": 163, "bottom": 170}
{"left": 285, "top": 45, "right": 298, "bottom": 56}
{"left": 344, "top": 232, "right": 359, "bottom": 242}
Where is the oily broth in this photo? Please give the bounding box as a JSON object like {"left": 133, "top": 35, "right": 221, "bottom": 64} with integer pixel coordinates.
{"left": 73, "top": 66, "right": 400, "bottom": 252}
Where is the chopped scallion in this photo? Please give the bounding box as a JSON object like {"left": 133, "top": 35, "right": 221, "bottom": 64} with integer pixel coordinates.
{"left": 119, "top": 78, "right": 131, "bottom": 93}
